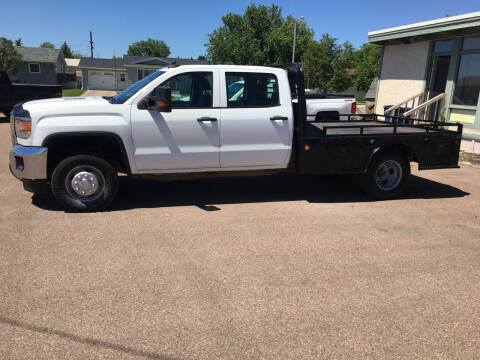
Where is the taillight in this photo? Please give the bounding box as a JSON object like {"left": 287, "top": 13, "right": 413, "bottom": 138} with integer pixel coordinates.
{"left": 351, "top": 101, "right": 357, "bottom": 114}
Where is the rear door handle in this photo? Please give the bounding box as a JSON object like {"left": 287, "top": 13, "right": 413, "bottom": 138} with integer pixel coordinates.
{"left": 270, "top": 116, "right": 288, "bottom": 121}
{"left": 197, "top": 117, "right": 217, "bottom": 122}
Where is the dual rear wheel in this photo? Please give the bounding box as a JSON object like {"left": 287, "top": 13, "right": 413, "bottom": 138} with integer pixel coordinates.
{"left": 360, "top": 152, "right": 410, "bottom": 200}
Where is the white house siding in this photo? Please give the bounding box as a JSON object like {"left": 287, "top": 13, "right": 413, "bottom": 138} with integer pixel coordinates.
{"left": 375, "top": 41, "right": 430, "bottom": 113}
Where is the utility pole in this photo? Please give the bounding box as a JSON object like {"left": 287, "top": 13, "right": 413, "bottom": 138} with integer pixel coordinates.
{"left": 292, "top": 16, "right": 304, "bottom": 63}
{"left": 89, "top": 31, "right": 94, "bottom": 59}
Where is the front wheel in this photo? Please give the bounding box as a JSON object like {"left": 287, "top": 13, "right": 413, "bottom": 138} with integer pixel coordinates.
{"left": 51, "top": 155, "right": 119, "bottom": 212}
{"left": 360, "top": 152, "right": 410, "bottom": 200}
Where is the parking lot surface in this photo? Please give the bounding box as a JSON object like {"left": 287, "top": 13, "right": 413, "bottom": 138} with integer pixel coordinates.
{"left": 1, "top": 118, "right": 479, "bottom": 359}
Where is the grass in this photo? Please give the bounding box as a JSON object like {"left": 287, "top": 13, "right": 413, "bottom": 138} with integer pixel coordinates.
{"left": 62, "top": 89, "right": 86, "bottom": 97}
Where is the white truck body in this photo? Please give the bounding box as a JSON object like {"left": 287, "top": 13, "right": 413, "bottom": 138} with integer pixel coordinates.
{"left": 305, "top": 96, "right": 356, "bottom": 121}
{"left": 16, "top": 65, "right": 294, "bottom": 175}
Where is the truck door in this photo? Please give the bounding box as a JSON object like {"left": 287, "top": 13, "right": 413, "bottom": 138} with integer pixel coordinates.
{"left": 130, "top": 70, "right": 220, "bottom": 171}
{"left": 220, "top": 70, "right": 292, "bottom": 167}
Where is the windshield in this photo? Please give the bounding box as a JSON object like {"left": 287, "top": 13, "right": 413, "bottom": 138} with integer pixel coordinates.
{"left": 111, "top": 71, "right": 165, "bottom": 104}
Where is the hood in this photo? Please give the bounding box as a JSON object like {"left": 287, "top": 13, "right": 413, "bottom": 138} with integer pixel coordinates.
{"left": 23, "top": 96, "right": 110, "bottom": 112}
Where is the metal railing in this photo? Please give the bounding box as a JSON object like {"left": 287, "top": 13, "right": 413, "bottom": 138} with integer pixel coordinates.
{"left": 309, "top": 113, "right": 462, "bottom": 137}
{"left": 404, "top": 93, "right": 445, "bottom": 122}
{"left": 383, "top": 92, "right": 425, "bottom": 115}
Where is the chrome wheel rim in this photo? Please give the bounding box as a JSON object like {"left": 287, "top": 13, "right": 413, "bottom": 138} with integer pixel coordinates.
{"left": 65, "top": 165, "right": 105, "bottom": 201}
{"left": 375, "top": 160, "right": 403, "bottom": 191}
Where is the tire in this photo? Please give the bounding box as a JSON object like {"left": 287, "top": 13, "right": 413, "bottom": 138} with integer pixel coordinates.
{"left": 360, "top": 152, "right": 410, "bottom": 200}
{"left": 51, "top": 155, "right": 119, "bottom": 212}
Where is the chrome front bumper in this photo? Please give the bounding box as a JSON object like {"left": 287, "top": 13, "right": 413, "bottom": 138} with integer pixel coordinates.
{"left": 9, "top": 145, "right": 48, "bottom": 180}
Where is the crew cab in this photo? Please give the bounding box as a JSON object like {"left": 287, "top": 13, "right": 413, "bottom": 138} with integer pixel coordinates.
{"left": 0, "top": 70, "right": 62, "bottom": 116}
{"left": 9, "top": 64, "right": 463, "bottom": 211}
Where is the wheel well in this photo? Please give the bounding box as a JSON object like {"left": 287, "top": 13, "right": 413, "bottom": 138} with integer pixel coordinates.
{"left": 365, "top": 144, "right": 418, "bottom": 171}
{"left": 43, "top": 133, "right": 131, "bottom": 177}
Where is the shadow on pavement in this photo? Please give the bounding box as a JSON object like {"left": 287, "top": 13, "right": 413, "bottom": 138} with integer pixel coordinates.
{"left": 0, "top": 316, "right": 178, "bottom": 360}
{"left": 32, "top": 173, "right": 469, "bottom": 212}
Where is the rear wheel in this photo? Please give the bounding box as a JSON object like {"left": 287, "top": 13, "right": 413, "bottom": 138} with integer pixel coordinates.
{"left": 360, "top": 152, "right": 410, "bottom": 199}
{"left": 50, "top": 155, "right": 118, "bottom": 212}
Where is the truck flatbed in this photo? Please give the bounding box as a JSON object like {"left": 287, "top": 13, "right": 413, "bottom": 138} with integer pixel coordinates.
{"left": 309, "top": 120, "right": 441, "bottom": 136}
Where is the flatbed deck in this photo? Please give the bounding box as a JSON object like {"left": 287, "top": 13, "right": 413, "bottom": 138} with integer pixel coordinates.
{"left": 309, "top": 120, "right": 440, "bottom": 136}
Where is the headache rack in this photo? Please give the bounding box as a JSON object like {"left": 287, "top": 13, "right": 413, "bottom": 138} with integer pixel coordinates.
{"left": 309, "top": 113, "right": 463, "bottom": 138}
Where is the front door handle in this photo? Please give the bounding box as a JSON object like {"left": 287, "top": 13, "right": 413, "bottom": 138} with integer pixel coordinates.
{"left": 270, "top": 116, "right": 288, "bottom": 121}
{"left": 197, "top": 117, "right": 217, "bottom": 122}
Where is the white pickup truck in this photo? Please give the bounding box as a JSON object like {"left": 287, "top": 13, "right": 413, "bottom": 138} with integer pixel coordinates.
{"left": 305, "top": 93, "right": 356, "bottom": 121}
{"left": 9, "top": 64, "right": 462, "bottom": 211}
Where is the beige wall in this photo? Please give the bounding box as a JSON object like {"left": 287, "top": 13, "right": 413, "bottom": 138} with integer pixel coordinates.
{"left": 375, "top": 41, "right": 430, "bottom": 113}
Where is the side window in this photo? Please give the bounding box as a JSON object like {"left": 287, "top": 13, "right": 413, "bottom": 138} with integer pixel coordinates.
{"left": 226, "top": 72, "right": 279, "bottom": 107}
{"left": 159, "top": 72, "right": 213, "bottom": 108}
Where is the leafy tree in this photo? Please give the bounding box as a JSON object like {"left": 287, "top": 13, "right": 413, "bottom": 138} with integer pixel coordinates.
{"left": 40, "top": 41, "right": 55, "bottom": 48}
{"left": 60, "top": 41, "right": 73, "bottom": 58}
{"left": 206, "top": 4, "right": 313, "bottom": 65}
{"left": 0, "top": 37, "right": 22, "bottom": 73}
{"left": 15, "top": 38, "right": 23, "bottom": 46}
{"left": 302, "top": 34, "right": 353, "bottom": 93}
{"left": 352, "top": 43, "right": 381, "bottom": 91}
{"left": 127, "top": 38, "right": 170, "bottom": 57}
{"left": 197, "top": 55, "right": 206, "bottom": 60}
{"left": 72, "top": 52, "right": 83, "bottom": 59}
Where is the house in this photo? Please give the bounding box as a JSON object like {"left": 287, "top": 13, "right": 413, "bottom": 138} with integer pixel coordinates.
{"left": 14, "top": 46, "right": 66, "bottom": 85}
{"left": 368, "top": 11, "right": 480, "bottom": 151}
{"left": 78, "top": 55, "right": 208, "bottom": 91}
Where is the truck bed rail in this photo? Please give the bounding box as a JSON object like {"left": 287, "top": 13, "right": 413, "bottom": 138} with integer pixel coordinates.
{"left": 310, "top": 113, "right": 463, "bottom": 137}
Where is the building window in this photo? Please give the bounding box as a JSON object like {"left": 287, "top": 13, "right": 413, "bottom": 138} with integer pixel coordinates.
{"left": 120, "top": 73, "right": 125, "bottom": 81}
{"left": 433, "top": 40, "right": 453, "bottom": 53}
{"left": 29, "top": 63, "right": 40, "bottom": 73}
{"left": 462, "top": 36, "right": 480, "bottom": 51}
{"left": 453, "top": 53, "right": 480, "bottom": 106}
{"left": 137, "top": 69, "right": 155, "bottom": 80}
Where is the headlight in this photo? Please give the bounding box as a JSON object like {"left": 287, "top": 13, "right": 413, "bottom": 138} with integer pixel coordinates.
{"left": 14, "top": 112, "right": 32, "bottom": 139}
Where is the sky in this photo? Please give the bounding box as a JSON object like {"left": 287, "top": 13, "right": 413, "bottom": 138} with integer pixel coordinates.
{"left": 2, "top": 0, "right": 479, "bottom": 59}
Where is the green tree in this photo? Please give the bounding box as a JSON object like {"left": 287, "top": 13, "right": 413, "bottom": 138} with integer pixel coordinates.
{"left": 40, "top": 41, "right": 55, "bottom": 48}
{"left": 127, "top": 38, "right": 170, "bottom": 57}
{"left": 197, "top": 55, "right": 206, "bottom": 60}
{"left": 0, "top": 37, "right": 22, "bottom": 73}
{"left": 60, "top": 41, "right": 73, "bottom": 58}
{"left": 352, "top": 44, "right": 381, "bottom": 91}
{"left": 206, "top": 4, "right": 314, "bottom": 65}
{"left": 302, "top": 34, "right": 353, "bottom": 93}
{"left": 15, "top": 38, "right": 23, "bottom": 46}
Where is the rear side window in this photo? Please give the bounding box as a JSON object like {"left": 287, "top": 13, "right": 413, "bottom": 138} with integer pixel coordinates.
{"left": 226, "top": 72, "right": 279, "bottom": 107}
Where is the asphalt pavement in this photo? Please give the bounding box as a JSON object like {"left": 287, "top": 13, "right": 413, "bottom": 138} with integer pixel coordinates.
{"left": 1, "top": 116, "right": 479, "bottom": 359}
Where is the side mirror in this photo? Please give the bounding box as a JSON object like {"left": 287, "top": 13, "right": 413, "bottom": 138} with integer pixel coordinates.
{"left": 152, "top": 86, "right": 171, "bottom": 112}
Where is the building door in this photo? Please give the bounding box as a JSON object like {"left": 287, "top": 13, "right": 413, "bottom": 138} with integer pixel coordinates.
{"left": 425, "top": 56, "right": 450, "bottom": 120}
{"left": 427, "top": 56, "right": 450, "bottom": 98}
